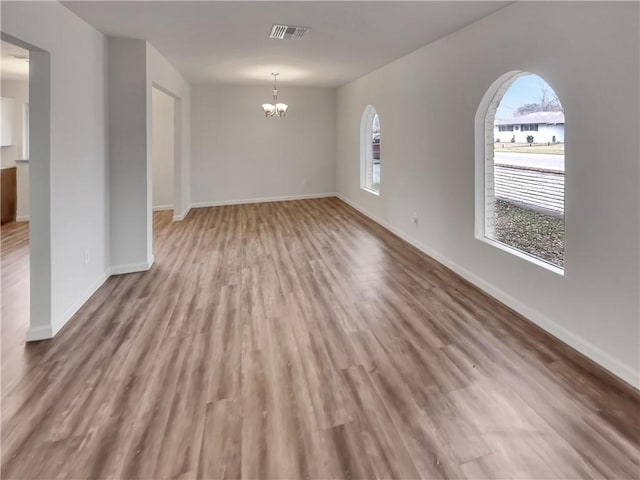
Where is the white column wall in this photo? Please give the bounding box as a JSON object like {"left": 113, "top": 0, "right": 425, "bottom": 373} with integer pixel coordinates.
{"left": 108, "top": 37, "right": 151, "bottom": 273}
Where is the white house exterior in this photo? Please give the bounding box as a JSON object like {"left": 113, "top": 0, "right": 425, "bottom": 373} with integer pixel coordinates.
{"left": 494, "top": 111, "right": 564, "bottom": 143}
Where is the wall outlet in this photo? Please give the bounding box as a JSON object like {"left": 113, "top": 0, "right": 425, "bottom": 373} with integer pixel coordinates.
{"left": 412, "top": 212, "right": 419, "bottom": 225}
{"left": 84, "top": 248, "right": 90, "bottom": 265}
{"left": 301, "top": 177, "right": 307, "bottom": 186}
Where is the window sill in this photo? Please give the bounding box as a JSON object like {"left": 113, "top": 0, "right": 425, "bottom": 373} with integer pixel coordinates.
{"left": 476, "top": 235, "right": 564, "bottom": 276}
{"left": 361, "top": 187, "right": 380, "bottom": 196}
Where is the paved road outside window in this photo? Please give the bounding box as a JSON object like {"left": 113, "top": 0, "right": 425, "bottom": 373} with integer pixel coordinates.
{"left": 373, "top": 163, "right": 380, "bottom": 184}
{"left": 494, "top": 152, "right": 564, "bottom": 172}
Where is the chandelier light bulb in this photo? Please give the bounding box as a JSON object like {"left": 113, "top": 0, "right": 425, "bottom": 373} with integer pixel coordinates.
{"left": 262, "top": 73, "right": 288, "bottom": 118}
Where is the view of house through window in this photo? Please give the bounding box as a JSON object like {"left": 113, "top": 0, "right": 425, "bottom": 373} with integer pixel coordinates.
{"left": 361, "top": 105, "right": 380, "bottom": 194}
{"left": 371, "top": 113, "right": 380, "bottom": 191}
{"left": 486, "top": 73, "right": 565, "bottom": 268}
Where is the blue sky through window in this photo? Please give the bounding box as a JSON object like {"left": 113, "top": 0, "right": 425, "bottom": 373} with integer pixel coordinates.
{"left": 496, "top": 74, "right": 561, "bottom": 120}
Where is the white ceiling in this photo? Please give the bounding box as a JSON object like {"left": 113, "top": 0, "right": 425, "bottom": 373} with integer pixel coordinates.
{"left": 1, "top": 40, "right": 29, "bottom": 81}
{"left": 63, "top": 1, "right": 509, "bottom": 87}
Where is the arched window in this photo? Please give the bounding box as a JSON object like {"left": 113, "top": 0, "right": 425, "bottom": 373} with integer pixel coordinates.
{"left": 360, "top": 105, "right": 380, "bottom": 194}
{"left": 475, "top": 72, "right": 565, "bottom": 271}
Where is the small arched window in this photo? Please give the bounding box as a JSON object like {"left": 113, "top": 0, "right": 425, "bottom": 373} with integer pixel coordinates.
{"left": 476, "top": 72, "right": 565, "bottom": 271}
{"left": 360, "top": 105, "right": 380, "bottom": 194}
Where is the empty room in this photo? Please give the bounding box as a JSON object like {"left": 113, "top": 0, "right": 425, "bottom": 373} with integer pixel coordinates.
{"left": 1, "top": 1, "right": 639, "bottom": 479}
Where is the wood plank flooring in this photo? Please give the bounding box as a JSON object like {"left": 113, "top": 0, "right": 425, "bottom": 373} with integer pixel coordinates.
{"left": 1, "top": 198, "right": 639, "bottom": 479}
{"left": 1, "top": 220, "right": 30, "bottom": 396}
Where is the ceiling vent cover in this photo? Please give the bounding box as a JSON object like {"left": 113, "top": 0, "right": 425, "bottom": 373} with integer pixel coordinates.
{"left": 269, "top": 24, "right": 309, "bottom": 40}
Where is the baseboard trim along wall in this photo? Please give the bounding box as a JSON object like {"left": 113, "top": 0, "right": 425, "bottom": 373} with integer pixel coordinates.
{"left": 153, "top": 205, "right": 173, "bottom": 211}
{"left": 27, "top": 257, "right": 156, "bottom": 342}
{"left": 16, "top": 215, "right": 30, "bottom": 222}
{"left": 173, "top": 207, "right": 190, "bottom": 222}
{"left": 27, "top": 270, "right": 110, "bottom": 342}
{"left": 109, "top": 257, "right": 155, "bottom": 276}
{"left": 190, "top": 192, "right": 337, "bottom": 209}
{"left": 26, "top": 324, "right": 53, "bottom": 342}
{"left": 335, "top": 193, "right": 639, "bottom": 389}
{"left": 52, "top": 270, "right": 111, "bottom": 337}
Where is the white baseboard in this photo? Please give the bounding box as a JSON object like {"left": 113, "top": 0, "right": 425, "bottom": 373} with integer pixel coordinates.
{"left": 173, "top": 207, "right": 190, "bottom": 222}
{"left": 27, "top": 270, "right": 110, "bottom": 342}
{"left": 190, "top": 192, "right": 337, "bottom": 209}
{"left": 109, "top": 256, "right": 154, "bottom": 276}
{"left": 154, "top": 204, "right": 191, "bottom": 221}
{"left": 27, "top": 256, "right": 156, "bottom": 342}
{"left": 16, "top": 215, "right": 30, "bottom": 222}
{"left": 26, "top": 324, "right": 53, "bottom": 342}
{"left": 51, "top": 270, "right": 110, "bottom": 336}
{"left": 336, "top": 193, "right": 639, "bottom": 389}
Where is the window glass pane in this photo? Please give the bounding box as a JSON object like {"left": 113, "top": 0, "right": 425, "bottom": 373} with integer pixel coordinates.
{"left": 371, "top": 113, "right": 380, "bottom": 192}
{"left": 490, "top": 73, "right": 565, "bottom": 268}
{"left": 361, "top": 106, "right": 380, "bottom": 194}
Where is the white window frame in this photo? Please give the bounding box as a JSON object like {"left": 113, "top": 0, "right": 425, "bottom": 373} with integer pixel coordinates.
{"left": 474, "top": 71, "right": 564, "bottom": 276}
{"left": 360, "top": 105, "right": 380, "bottom": 195}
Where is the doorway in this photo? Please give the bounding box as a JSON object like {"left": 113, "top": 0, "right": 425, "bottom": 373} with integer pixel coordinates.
{"left": 1, "top": 39, "right": 30, "bottom": 385}
{"left": 151, "top": 86, "right": 176, "bottom": 255}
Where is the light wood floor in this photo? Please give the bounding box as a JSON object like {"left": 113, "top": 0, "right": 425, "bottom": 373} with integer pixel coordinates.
{"left": 1, "top": 220, "right": 30, "bottom": 396}
{"left": 1, "top": 198, "right": 639, "bottom": 479}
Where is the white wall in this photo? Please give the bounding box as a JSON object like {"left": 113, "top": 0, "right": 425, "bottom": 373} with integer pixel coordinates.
{"left": 191, "top": 85, "right": 335, "bottom": 206}
{"left": 336, "top": 2, "right": 639, "bottom": 387}
{"left": 1, "top": 1, "right": 109, "bottom": 339}
{"left": 152, "top": 87, "right": 174, "bottom": 209}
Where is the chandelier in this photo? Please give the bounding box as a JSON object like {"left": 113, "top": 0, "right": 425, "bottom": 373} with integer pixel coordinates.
{"left": 261, "top": 73, "right": 288, "bottom": 118}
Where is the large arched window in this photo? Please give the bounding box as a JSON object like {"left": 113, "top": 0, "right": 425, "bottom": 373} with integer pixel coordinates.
{"left": 476, "top": 72, "right": 565, "bottom": 272}
{"left": 360, "top": 105, "right": 380, "bottom": 194}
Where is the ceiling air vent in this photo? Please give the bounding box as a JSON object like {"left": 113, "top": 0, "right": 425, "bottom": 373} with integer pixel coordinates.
{"left": 269, "top": 24, "right": 309, "bottom": 40}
